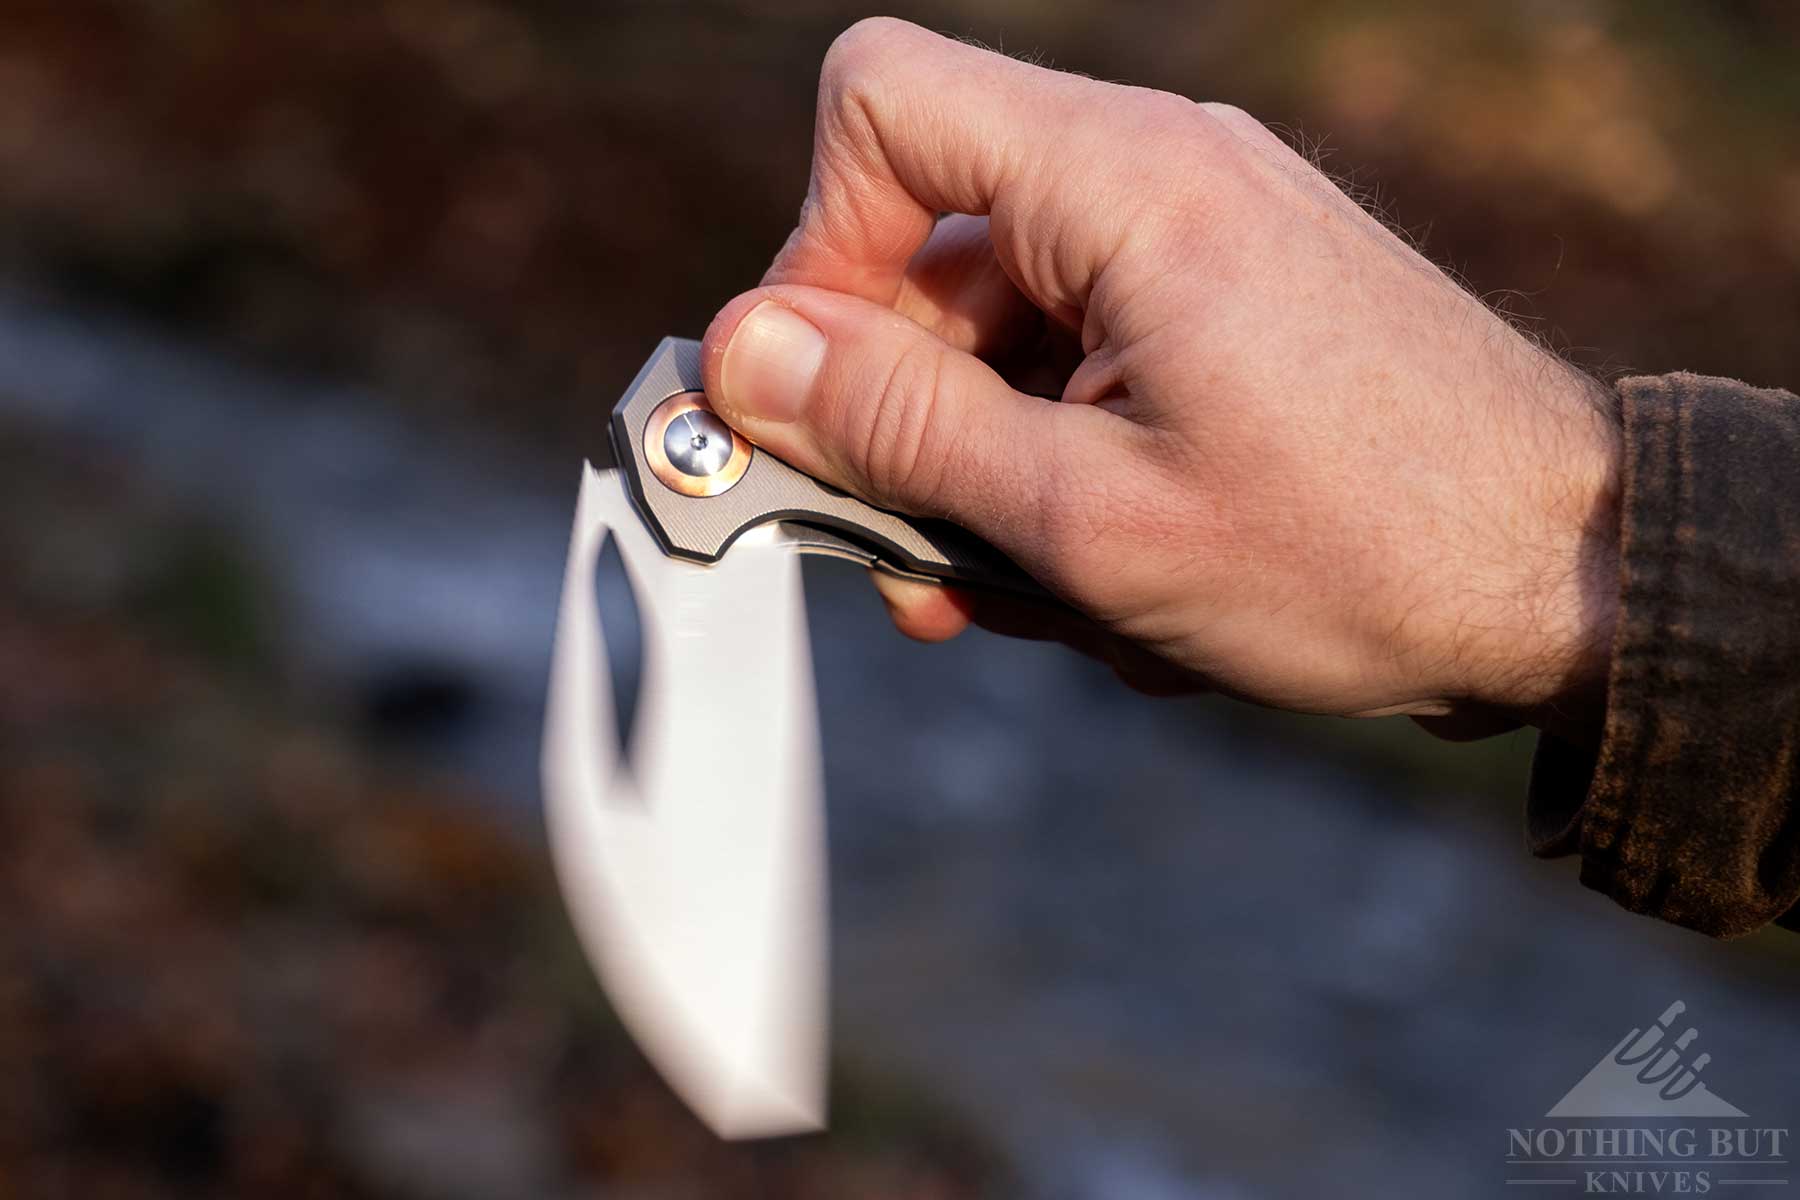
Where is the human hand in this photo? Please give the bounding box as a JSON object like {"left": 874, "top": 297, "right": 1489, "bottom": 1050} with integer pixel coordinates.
{"left": 699, "top": 18, "right": 1621, "bottom": 733}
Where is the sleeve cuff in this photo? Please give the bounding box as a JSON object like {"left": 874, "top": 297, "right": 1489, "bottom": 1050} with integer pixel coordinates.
{"left": 1526, "top": 372, "right": 1800, "bottom": 938}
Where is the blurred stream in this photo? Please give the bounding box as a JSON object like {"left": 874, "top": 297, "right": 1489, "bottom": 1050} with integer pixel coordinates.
{"left": 5, "top": 293, "right": 1795, "bottom": 1199}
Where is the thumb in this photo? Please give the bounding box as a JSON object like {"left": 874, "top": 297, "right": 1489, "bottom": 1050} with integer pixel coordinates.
{"left": 700, "top": 284, "right": 1105, "bottom": 555}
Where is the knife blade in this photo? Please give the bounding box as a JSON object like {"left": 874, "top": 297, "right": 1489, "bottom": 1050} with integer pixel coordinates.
{"left": 542, "top": 338, "right": 1038, "bottom": 1140}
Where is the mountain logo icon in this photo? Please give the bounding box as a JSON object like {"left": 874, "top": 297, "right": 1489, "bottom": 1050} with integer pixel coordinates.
{"left": 1547, "top": 1001, "right": 1747, "bottom": 1118}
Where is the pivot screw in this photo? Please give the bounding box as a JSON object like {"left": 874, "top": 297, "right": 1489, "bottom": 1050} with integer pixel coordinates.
{"left": 643, "top": 392, "right": 752, "bottom": 497}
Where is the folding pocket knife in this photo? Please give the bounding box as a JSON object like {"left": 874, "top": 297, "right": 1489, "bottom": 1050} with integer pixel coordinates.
{"left": 541, "top": 338, "right": 1038, "bottom": 1139}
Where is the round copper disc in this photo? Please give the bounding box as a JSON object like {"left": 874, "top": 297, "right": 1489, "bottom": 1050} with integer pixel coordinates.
{"left": 642, "top": 391, "right": 752, "bottom": 497}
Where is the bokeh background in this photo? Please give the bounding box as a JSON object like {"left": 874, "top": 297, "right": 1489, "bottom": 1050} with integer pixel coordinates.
{"left": 3, "top": 2, "right": 1798, "bottom": 1198}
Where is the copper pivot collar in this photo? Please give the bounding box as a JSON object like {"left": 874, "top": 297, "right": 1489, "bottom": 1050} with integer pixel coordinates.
{"left": 642, "top": 391, "right": 753, "bottom": 497}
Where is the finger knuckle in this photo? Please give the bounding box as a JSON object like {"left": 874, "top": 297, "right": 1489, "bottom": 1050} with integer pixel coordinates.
{"left": 1091, "top": 96, "right": 1272, "bottom": 272}
{"left": 1198, "top": 101, "right": 1258, "bottom": 132}
{"left": 1075, "top": 91, "right": 1242, "bottom": 233}
{"left": 853, "top": 339, "right": 951, "bottom": 509}
{"left": 820, "top": 17, "right": 911, "bottom": 106}
{"left": 1196, "top": 102, "right": 1291, "bottom": 163}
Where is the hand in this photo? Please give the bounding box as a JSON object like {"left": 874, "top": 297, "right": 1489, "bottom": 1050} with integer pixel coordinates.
{"left": 699, "top": 18, "right": 1621, "bottom": 734}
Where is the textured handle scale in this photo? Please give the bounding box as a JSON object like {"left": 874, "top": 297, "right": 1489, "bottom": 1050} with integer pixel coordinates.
{"left": 611, "top": 338, "right": 1043, "bottom": 596}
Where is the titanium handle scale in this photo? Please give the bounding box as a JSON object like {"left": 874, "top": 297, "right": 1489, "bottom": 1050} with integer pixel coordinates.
{"left": 611, "top": 337, "right": 1045, "bottom": 598}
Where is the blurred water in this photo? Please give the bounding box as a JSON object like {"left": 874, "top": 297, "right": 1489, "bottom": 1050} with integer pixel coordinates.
{"left": 0, "top": 291, "right": 573, "bottom": 795}
{"left": 3, "top": 293, "right": 1795, "bottom": 1199}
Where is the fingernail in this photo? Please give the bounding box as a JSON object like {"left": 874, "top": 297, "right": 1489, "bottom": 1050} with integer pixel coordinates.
{"left": 719, "top": 301, "right": 826, "bottom": 424}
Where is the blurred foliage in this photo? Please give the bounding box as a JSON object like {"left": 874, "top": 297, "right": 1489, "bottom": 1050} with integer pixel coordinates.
{"left": 127, "top": 524, "right": 271, "bottom": 672}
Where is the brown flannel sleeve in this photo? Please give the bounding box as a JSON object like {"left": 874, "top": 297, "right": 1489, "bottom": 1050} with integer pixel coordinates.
{"left": 1527, "top": 372, "right": 1800, "bottom": 938}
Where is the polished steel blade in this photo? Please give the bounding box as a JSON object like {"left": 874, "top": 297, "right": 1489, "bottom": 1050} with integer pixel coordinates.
{"left": 542, "top": 464, "right": 826, "bottom": 1138}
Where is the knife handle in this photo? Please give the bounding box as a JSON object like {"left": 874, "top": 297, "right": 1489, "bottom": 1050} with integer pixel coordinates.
{"left": 612, "top": 338, "right": 1047, "bottom": 599}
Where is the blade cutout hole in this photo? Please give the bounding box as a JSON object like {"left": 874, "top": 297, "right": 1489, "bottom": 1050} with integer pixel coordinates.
{"left": 593, "top": 531, "right": 644, "bottom": 758}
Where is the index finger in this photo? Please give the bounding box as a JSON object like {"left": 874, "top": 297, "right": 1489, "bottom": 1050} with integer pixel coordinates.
{"left": 767, "top": 18, "right": 1146, "bottom": 323}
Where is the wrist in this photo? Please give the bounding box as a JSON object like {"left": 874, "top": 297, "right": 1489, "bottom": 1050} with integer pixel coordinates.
{"left": 1401, "top": 360, "right": 1622, "bottom": 737}
{"left": 1495, "top": 369, "right": 1624, "bottom": 739}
